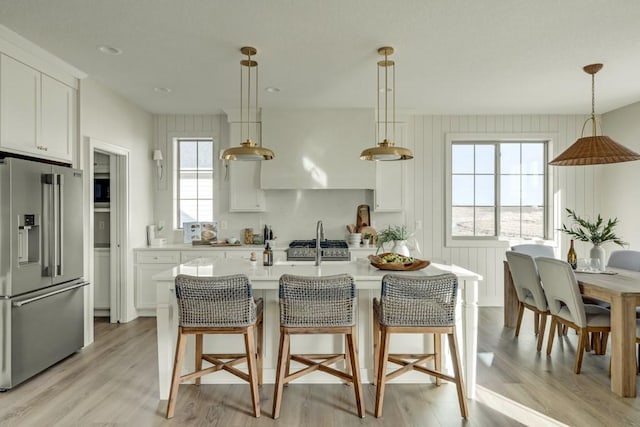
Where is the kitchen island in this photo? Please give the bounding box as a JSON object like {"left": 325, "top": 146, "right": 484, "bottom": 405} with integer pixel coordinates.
{"left": 153, "top": 258, "right": 482, "bottom": 400}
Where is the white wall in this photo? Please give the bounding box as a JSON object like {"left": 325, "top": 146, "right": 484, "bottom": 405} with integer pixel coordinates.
{"left": 152, "top": 114, "right": 403, "bottom": 244}
{"left": 152, "top": 113, "right": 599, "bottom": 306}
{"left": 407, "top": 114, "right": 601, "bottom": 305}
{"left": 601, "top": 101, "right": 640, "bottom": 248}
{"left": 80, "top": 78, "right": 154, "bottom": 325}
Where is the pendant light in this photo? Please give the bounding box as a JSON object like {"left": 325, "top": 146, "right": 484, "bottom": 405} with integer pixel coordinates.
{"left": 360, "top": 46, "right": 413, "bottom": 161}
{"left": 220, "top": 46, "right": 274, "bottom": 161}
{"left": 549, "top": 63, "right": 640, "bottom": 166}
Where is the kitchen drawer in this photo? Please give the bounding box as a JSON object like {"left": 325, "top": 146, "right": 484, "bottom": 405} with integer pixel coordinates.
{"left": 136, "top": 251, "right": 180, "bottom": 264}
{"left": 180, "top": 251, "right": 225, "bottom": 263}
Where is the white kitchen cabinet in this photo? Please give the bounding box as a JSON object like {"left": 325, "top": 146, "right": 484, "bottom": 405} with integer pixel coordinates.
{"left": 0, "top": 54, "right": 76, "bottom": 163}
{"left": 180, "top": 250, "right": 225, "bottom": 263}
{"left": 41, "top": 74, "right": 75, "bottom": 162}
{"left": 228, "top": 122, "right": 266, "bottom": 212}
{"left": 374, "top": 123, "right": 406, "bottom": 212}
{"left": 0, "top": 54, "right": 39, "bottom": 154}
{"left": 94, "top": 248, "right": 110, "bottom": 312}
{"left": 134, "top": 251, "right": 180, "bottom": 314}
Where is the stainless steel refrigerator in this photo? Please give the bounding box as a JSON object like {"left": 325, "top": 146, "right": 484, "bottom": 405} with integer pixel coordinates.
{"left": 0, "top": 157, "right": 88, "bottom": 391}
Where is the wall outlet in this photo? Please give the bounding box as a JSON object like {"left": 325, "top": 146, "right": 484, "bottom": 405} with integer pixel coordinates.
{"left": 220, "top": 220, "right": 228, "bottom": 230}
{"left": 99, "top": 221, "right": 105, "bottom": 230}
{"left": 415, "top": 220, "right": 422, "bottom": 230}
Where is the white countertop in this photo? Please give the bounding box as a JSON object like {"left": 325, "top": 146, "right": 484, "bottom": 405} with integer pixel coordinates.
{"left": 152, "top": 257, "right": 482, "bottom": 289}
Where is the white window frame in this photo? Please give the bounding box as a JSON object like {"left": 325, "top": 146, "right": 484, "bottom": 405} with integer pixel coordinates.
{"left": 445, "top": 133, "right": 556, "bottom": 248}
{"left": 173, "top": 136, "right": 217, "bottom": 229}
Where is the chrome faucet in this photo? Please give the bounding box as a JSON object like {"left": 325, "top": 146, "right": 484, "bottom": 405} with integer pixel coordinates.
{"left": 315, "top": 220, "right": 324, "bottom": 266}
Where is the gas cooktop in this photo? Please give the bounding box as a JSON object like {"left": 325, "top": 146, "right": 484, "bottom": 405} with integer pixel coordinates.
{"left": 287, "top": 240, "right": 350, "bottom": 261}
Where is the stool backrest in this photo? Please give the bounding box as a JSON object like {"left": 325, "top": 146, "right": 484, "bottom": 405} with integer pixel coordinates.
{"left": 279, "top": 274, "right": 356, "bottom": 327}
{"left": 511, "top": 244, "right": 555, "bottom": 258}
{"left": 535, "top": 257, "right": 587, "bottom": 327}
{"left": 505, "top": 251, "right": 548, "bottom": 311}
{"left": 607, "top": 250, "right": 640, "bottom": 271}
{"left": 175, "top": 274, "right": 257, "bottom": 327}
{"left": 379, "top": 273, "right": 458, "bottom": 326}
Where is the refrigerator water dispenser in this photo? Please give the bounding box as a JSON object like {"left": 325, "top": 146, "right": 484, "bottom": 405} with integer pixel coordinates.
{"left": 17, "top": 214, "right": 40, "bottom": 264}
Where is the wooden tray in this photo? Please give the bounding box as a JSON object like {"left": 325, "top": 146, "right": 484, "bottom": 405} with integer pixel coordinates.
{"left": 368, "top": 253, "right": 430, "bottom": 271}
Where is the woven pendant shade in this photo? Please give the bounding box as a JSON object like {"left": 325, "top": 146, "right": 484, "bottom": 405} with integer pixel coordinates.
{"left": 549, "top": 135, "right": 640, "bottom": 166}
{"left": 549, "top": 63, "right": 640, "bottom": 166}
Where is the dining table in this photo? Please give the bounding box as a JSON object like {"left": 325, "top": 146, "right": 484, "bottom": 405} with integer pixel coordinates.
{"left": 575, "top": 268, "right": 640, "bottom": 398}
{"left": 503, "top": 261, "right": 640, "bottom": 398}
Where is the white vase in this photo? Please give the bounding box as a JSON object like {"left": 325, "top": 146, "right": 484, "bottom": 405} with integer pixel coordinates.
{"left": 589, "top": 244, "right": 606, "bottom": 271}
{"left": 391, "top": 240, "right": 411, "bottom": 256}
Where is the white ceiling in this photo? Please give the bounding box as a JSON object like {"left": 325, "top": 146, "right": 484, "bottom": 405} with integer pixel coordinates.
{"left": 1, "top": 0, "right": 639, "bottom": 115}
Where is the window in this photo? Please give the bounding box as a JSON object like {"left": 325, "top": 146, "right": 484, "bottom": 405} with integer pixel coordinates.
{"left": 447, "top": 136, "right": 550, "bottom": 244}
{"left": 175, "top": 138, "right": 214, "bottom": 228}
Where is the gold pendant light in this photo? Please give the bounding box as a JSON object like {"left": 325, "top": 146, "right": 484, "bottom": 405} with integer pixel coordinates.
{"left": 221, "top": 46, "right": 274, "bottom": 161}
{"left": 549, "top": 63, "right": 640, "bottom": 166}
{"left": 360, "top": 46, "right": 413, "bottom": 161}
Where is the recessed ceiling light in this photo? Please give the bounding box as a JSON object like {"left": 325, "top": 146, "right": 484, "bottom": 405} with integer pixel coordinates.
{"left": 265, "top": 87, "right": 280, "bottom": 93}
{"left": 97, "top": 45, "right": 123, "bottom": 55}
{"left": 154, "top": 87, "right": 172, "bottom": 93}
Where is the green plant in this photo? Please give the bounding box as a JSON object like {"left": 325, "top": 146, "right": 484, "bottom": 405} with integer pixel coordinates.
{"left": 376, "top": 225, "right": 410, "bottom": 253}
{"left": 560, "top": 208, "right": 626, "bottom": 246}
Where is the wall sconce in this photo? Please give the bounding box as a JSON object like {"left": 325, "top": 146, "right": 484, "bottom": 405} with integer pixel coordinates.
{"left": 152, "top": 149, "right": 164, "bottom": 179}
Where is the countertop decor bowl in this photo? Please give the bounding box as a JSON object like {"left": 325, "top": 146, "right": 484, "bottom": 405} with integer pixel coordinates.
{"left": 368, "top": 253, "right": 430, "bottom": 271}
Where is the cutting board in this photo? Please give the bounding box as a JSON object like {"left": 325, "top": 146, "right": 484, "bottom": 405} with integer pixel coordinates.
{"left": 356, "top": 204, "right": 370, "bottom": 232}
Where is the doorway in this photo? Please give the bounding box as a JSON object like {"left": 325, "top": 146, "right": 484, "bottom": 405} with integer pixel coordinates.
{"left": 87, "top": 139, "right": 130, "bottom": 325}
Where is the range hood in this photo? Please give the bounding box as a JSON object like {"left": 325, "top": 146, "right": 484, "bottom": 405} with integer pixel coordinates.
{"left": 260, "top": 109, "right": 376, "bottom": 189}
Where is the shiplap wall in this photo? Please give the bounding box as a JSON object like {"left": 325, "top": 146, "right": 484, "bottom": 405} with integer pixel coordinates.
{"left": 405, "top": 115, "right": 601, "bottom": 305}
{"left": 152, "top": 113, "right": 600, "bottom": 306}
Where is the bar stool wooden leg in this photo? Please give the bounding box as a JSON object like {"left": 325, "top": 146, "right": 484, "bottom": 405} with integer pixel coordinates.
{"left": 374, "top": 328, "right": 390, "bottom": 418}
{"left": 344, "top": 335, "right": 352, "bottom": 378}
{"left": 537, "top": 313, "right": 547, "bottom": 352}
{"left": 272, "top": 330, "right": 290, "bottom": 419}
{"left": 447, "top": 331, "right": 469, "bottom": 419}
{"left": 346, "top": 326, "right": 365, "bottom": 417}
{"left": 534, "top": 312, "right": 540, "bottom": 336}
{"left": 372, "top": 306, "right": 380, "bottom": 386}
{"left": 256, "top": 314, "right": 264, "bottom": 386}
{"left": 434, "top": 333, "right": 442, "bottom": 386}
{"left": 195, "top": 334, "right": 203, "bottom": 386}
{"left": 166, "top": 329, "right": 187, "bottom": 419}
{"left": 244, "top": 326, "right": 261, "bottom": 417}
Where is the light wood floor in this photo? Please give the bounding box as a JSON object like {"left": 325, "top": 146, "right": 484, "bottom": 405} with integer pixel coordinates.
{"left": 0, "top": 309, "right": 638, "bottom": 426}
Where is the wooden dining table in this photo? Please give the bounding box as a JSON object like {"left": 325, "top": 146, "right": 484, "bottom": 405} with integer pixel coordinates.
{"left": 503, "top": 261, "right": 640, "bottom": 398}
{"left": 575, "top": 268, "right": 640, "bottom": 398}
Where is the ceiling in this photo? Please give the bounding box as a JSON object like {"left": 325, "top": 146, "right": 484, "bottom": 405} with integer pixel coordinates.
{"left": 1, "top": 0, "right": 639, "bottom": 115}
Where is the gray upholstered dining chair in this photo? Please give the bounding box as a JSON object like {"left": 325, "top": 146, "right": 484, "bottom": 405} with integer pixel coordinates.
{"left": 505, "top": 251, "right": 549, "bottom": 351}
{"left": 535, "top": 257, "right": 611, "bottom": 374}
{"left": 372, "top": 273, "right": 468, "bottom": 419}
{"left": 166, "top": 274, "right": 264, "bottom": 419}
{"left": 272, "top": 274, "right": 364, "bottom": 419}
{"left": 607, "top": 250, "right": 640, "bottom": 271}
{"left": 511, "top": 244, "right": 555, "bottom": 259}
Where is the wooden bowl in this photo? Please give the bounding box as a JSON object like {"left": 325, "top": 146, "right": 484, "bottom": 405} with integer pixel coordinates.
{"left": 368, "top": 253, "right": 431, "bottom": 271}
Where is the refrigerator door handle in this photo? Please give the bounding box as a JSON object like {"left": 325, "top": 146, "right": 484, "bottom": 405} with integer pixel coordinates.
{"left": 12, "top": 281, "right": 89, "bottom": 307}
{"left": 41, "top": 174, "right": 53, "bottom": 277}
{"left": 57, "top": 173, "right": 64, "bottom": 276}
{"left": 52, "top": 173, "right": 60, "bottom": 278}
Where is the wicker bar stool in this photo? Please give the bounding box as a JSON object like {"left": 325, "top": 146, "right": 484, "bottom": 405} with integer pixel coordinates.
{"left": 166, "top": 274, "right": 264, "bottom": 419}
{"left": 373, "top": 273, "right": 468, "bottom": 419}
{"left": 272, "top": 274, "right": 365, "bottom": 419}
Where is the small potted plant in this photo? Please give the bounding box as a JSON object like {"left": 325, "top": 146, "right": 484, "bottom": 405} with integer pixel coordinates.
{"left": 376, "top": 225, "right": 411, "bottom": 256}
{"left": 362, "top": 233, "right": 372, "bottom": 248}
{"left": 560, "top": 208, "right": 626, "bottom": 269}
